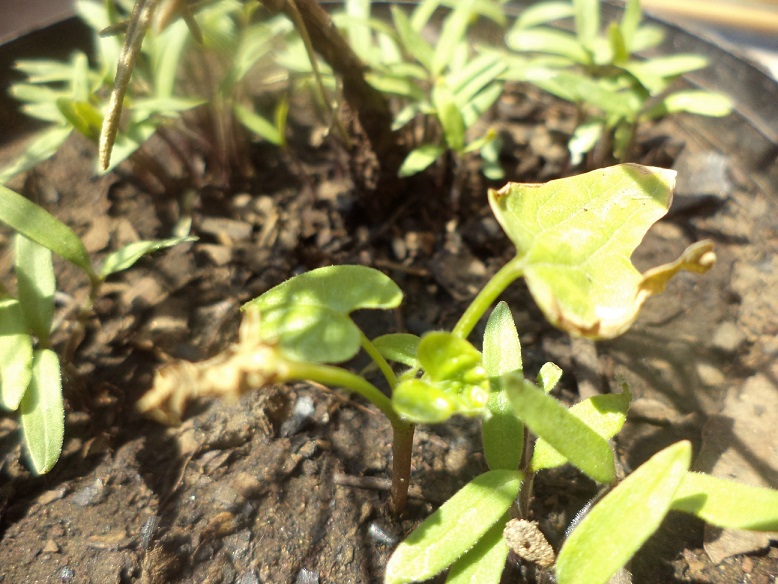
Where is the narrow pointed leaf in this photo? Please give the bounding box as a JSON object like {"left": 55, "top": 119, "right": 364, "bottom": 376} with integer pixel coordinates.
{"left": 489, "top": 164, "right": 714, "bottom": 339}
{"left": 20, "top": 349, "right": 64, "bottom": 474}
{"left": 0, "top": 185, "right": 95, "bottom": 279}
{"left": 504, "top": 373, "right": 615, "bottom": 483}
{"left": 532, "top": 388, "right": 631, "bottom": 472}
{"left": 483, "top": 301, "right": 522, "bottom": 378}
{"left": 0, "top": 298, "right": 33, "bottom": 410}
{"left": 446, "top": 512, "right": 511, "bottom": 583}
{"left": 99, "top": 236, "right": 196, "bottom": 278}
{"left": 15, "top": 235, "right": 56, "bottom": 344}
{"left": 556, "top": 441, "right": 692, "bottom": 584}
{"left": 671, "top": 472, "right": 778, "bottom": 531}
{"left": 385, "top": 470, "right": 522, "bottom": 584}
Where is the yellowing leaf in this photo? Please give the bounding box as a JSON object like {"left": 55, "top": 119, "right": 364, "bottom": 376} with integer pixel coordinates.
{"left": 489, "top": 164, "right": 714, "bottom": 339}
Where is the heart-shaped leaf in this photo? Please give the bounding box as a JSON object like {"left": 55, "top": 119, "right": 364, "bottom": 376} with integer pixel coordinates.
{"left": 385, "top": 470, "right": 522, "bottom": 584}
{"left": 243, "top": 265, "right": 402, "bottom": 363}
{"left": 489, "top": 164, "right": 714, "bottom": 339}
{"left": 555, "top": 441, "right": 692, "bottom": 584}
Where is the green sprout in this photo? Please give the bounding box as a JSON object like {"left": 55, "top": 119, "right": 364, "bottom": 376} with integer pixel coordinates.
{"left": 504, "top": 0, "right": 733, "bottom": 166}
{"left": 135, "top": 164, "right": 777, "bottom": 582}
{"left": 0, "top": 184, "right": 193, "bottom": 474}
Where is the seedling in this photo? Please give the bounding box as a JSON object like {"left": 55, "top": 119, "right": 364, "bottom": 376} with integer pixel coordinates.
{"left": 2, "top": 0, "right": 295, "bottom": 189}
{"left": 135, "top": 163, "right": 777, "bottom": 581}
{"left": 335, "top": 0, "right": 507, "bottom": 184}
{"left": 0, "top": 184, "right": 193, "bottom": 474}
{"left": 504, "top": 0, "right": 732, "bottom": 165}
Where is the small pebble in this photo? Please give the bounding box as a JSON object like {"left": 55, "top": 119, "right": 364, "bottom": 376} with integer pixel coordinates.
{"left": 368, "top": 521, "right": 398, "bottom": 546}
{"left": 56, "top": 566, "right": 76, "bottom": 583}
{"left": 295, "top": 567, "right": 319, "bottom": 584}
{"left": 280, "top": 395, "right": 316, "bottom": 437}
{"left": 71, "top": 478, "right": 105, "bottom": 507}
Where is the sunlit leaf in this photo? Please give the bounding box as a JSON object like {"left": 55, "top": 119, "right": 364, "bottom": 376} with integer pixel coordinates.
{"left": 671, "top": 472, "right": 778, "bottom": 531}
{"left": 15, "top": 235, "right": 56, "bottom": 344}
{"left": 20, "top": 349, "right": 64, "bottom": 475}
{"left": 512, "top": 2, "right": 575, "bottom": 30}
{"left": 393, "top": 378, "right": 457, "bottom": 423}
{"left": 385, "top": 470, "right": 522, "bottom": 584}
{"left": 556, "top": 441, "right": 692, "bottom": 584}
{"left": 531, "top": 387, "right": 631, "bottom": 472}
{"left": 483, "top": 301, "right": 521, "bottom": 378}
{"left": 489, "top": 164, "right": 715, "bottom": 339}
{"left": 537, "top": 362, "right": 562, "bottom": 393}
{"left": 504, "top": 373, "right": 615, "bottom": 483}
{"left": 243, "top": 266, "right": 402, "bottom": 363}
{"left": 398, "top": 144, "right": 445, "bottom": 177}
{"left": 0, "top": 298, "right": 33, "bottom": 410}
{"left": 646, "top": 90, "right": 733, "bottom": 119}
{"left": 445, "top": 513, "right": 510, "bottom": 583}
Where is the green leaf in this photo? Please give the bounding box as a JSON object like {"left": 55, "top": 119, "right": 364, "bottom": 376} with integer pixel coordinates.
{"left": 513, "top": 2, "right": 575, "bottom": 30}
{"left": 99, "top": 236, "right": 196, "bottom": 278}
{"left": 398, "top": 144, "right": 446, "bottom": 177}
{"left": 619, "top": 0, "right": 642, "bottom": 45}
{"left": 445, "top": 513, "right": 510, "bottom": 583}
{"left": 646, "top": 90, "right": 733, "bottom": 119}
{"left": 234, "top": 103, "right": 285, "bottom": 146}
{"left": 373, "top": 333, "right": 420, "bottom": 367}
{"left": 556, "top": 441, "right": 692, "bottom": 584}
{"left": 531, "top": 387, "right": 631, "bottom": 472}
{"left": 433, "top": 82, "right": 466, "bottom": 153}
{"left": 15, "top": 235, "right": 56, "bottom": 344}
{"left": 0, "top": 126, "right": 72, "bottom": 185}
{"left": 537, "top": 362, "right": 562, "bottom": 393}
{"left": 20, "top": 349, "right": 64, "bottom": 475}
{"left": 483, "top": 301, "right": 522, "bottom": 378}
{"left": 0, "top": 185, "right": 95, "bottom": 279}
{"left": 391, "top": 5, "right": 433, "bottom": 71}
{"left": 393, "top": 378, "right": 457, "bottom": 423}
{"left": 573, "top": 0, "right": 600, "bottom": 52}
{"left": 0, "top": 298, "right": 34, "bottom": 410}
{"left": 671, "top": 472, "right": 778, "bottom": 531}
{"left": 504, "top": 373, "right": 615, "bottom": 484}
{"left": 418, "top": 332, "right": 483, "bottom": 384}
{"left": 56, "top": 98, "right": 103, "bottom": 141}
{"left": 243, "top": 265, "right": 402, "bottom": 363}
{"left": 385, "top": 470, "right": 522, "bottom": 584}
{"left": 506, "top": 29, "right": 588, "bottom": 63}
{"left": 489, "top": 164, "right": 715, "bottom": 339}
{"left": 568, "top": 118, "right": 603, "bottom": 166}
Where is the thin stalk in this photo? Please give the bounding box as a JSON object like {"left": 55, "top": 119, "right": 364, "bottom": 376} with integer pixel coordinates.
{"left": 390, "top": 419, "right": 415, "bottom": 514}
{"left": 360, "top": 331, "right": 397, "bottom": 389}
{"left": 453, "top": 256, "right": 524, "bottom": 339}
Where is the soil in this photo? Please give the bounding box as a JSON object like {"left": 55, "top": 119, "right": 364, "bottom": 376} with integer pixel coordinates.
{"left": 0, "top": 29, "right": 777, "bottom": 584}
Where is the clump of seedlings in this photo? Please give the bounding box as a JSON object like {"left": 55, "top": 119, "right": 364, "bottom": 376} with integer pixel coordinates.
{"left": 137, "top": 164, "right": 778, "bottom": 583}
{"left": 503, "top": 0, "right": 733, "bottom": 166}
{"left": 0, "top": 184, "right": 192, "bottom": 474}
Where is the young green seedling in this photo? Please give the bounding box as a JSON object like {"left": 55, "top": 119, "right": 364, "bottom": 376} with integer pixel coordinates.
{"left": 0, "top": 184, "right": 193, "bottom": 474}
{"left": 504, "top": 0, "right": 732, "bottom": 165}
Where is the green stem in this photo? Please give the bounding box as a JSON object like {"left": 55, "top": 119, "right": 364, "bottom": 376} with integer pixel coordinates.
{"left": 360, "top": 331, "right": 397, "bottom": 389}
{"left": 453, "top": 256, "right": 524, "bottom": 339}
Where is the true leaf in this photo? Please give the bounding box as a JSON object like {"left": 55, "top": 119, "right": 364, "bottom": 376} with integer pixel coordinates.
{"left": 555, "top": 441, "right": 692, "bottom": 584}
{"left": 243, "top": 265, "right": 402, "bottom": 363}
{"left": 417, "top": 331, "right": 483, "bottom": 383}
{"left": 398, "top": 144, "right": 445, "bottom": 177}
{"left": 20, "top": 349, "right": 64, "bottom": 475}
{"left": 531, "top": 387, "right": 631, "bottom": 472}
{"left": 483, "top": 301, "right": 521, "bottom": 378}
{"left": 99, "top": 236, "right": 196, "bottom": 278}
{"left": 445, "top": 512, "right": 511, "bottom": 583}
{"left": 0, "top": 298, "right": 34, "bottom": 410}
{"left": 513, "top": 2, "right": 575, "bottom": 30}
{"left": 385, "top": 470, "right": 522, "bottom": 584}
{"left": 537, "top": 362, "right": 562, "bottom": 393}
{"left": 373, "top": 333, "right": 420, "bottom": 367}
{"left": 504, "top": 373, "right": 615, "bottom": 484}
{"left": 646, "top": 90, "right": 733, "bottom": 119}
{"left": 0, "top": 185, "right": 95, "bottom": 279}
{"left": 671, "top": 472, "right": 778, "bottom": 531}
{"left": 489, "top": 164, "right": 715, "bottom": 339}
{"left": 15, "top": 235, "right": 56, "bottom": 344}
{"left": 392, "top": 378, "right": 457, "bottom": 424}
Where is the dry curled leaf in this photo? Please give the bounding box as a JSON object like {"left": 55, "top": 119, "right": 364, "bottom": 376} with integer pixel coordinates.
{"left": 503, "top": 518, "right": 555, "bottom": 568}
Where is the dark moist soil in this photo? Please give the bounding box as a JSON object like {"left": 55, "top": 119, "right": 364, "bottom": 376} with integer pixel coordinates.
{"left": 0, "top": 81, "right": 776, "bottom": 584}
